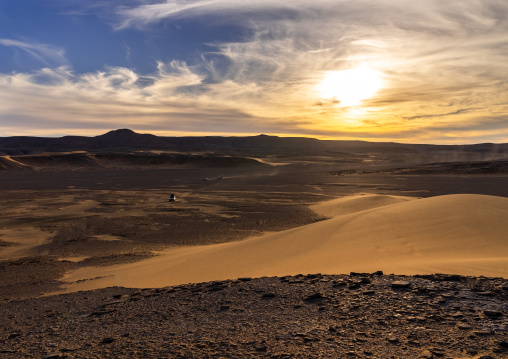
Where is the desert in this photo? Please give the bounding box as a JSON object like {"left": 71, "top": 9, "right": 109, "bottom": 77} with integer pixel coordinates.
{"left": 2, "top": 130, "right": 508, "bottom": 358}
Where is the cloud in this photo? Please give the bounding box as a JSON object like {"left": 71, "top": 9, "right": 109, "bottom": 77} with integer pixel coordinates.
{"left": 0, "top": 63, "right": 272, "bottom": 136}
{"left": 2, "top": 0, "right": 508, "bottom": 143}
{"left": 111, "top": 0, "right": 304, "bottom": 30}
{"left": 0, "top": 39, "right": 69, "bottom": 67}
{"left": 2, "top": 59, "right": 508, "bottom": 143}
{"left": 121, "top": 41, "right": 131, "bottom": 63}
{"left": 404, "top": 109, "right": 476, "bottom": 120}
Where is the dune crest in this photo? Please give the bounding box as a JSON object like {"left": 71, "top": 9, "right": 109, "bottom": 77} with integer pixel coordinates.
{"left": 309, "top": 193, "right": 415, "bottom": 217}
{"left": 57, "top": 194, "right": 508, "bottom": 293}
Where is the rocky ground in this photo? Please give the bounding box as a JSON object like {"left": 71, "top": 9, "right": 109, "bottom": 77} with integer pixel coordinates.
{"left": 2, "top": 272, "right": 508, "bottom": 358}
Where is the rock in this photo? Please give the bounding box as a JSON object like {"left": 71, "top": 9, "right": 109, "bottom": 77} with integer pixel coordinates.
{"left": 484, "top": 310, "right": 502, "bottom": 318}
{"left": 102, "top": 337, "right": 115, "bottom": 344}
{"left": 429, "top": 348, "right": 445, "bottom": 356}
{"left": 306, "top": 273, "right": 322, "bottom": 279}
{"left": 60, "top": 347, "right": 81, "bottom": 352}
{"left": 473, "top": 330, "right": 494, "bottom": 336}
{"left": 391, "top": 281, "right": 411, "bottom": 288}
{"left": 499, "top": 340, "right": 508, "bottom": 348}
{"left": 262, "top": 292, "right": 276, "bottom": 298}
{"left": 348, "top": 282, "right": 362, "bottom": 289}
{"left": 304, "top": 292, "right": 325, "bottom": 302}
{"left": 91, "top": 308, "right": 116, "bottom": 316}
{"left": 420, "top": 349, "right": 433, "bottom": 358}
{"left": 332, "top": 280, "right": 347, "bottom": 287}
{"left": 289, "top": 280, "right": 304, "bottom": 284}
{"left": 350, "top": 272, "right": 369, "bottom": 276}
{"left": 477, "top": 291, "right": 494, "bottom": 296}
{"left": 457, "top": 323, "right": 472, "bottom": 330}
{"left": 387, "top": 334, "right": 399, "bottom": 343}
{"left": 43, "top": 353, "right": 61, "bottom": 359}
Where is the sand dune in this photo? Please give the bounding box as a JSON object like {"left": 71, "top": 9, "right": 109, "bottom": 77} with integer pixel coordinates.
{"left": 309, "top": 193, "right": 414, "bottom": 217}
{"left": 57, "top": 194, "right": 508, "bottom": 293}
{"left": 0, "top": 155, "right": 34, "bottom": 170}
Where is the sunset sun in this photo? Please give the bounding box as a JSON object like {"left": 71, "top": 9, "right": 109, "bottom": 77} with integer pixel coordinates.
{"left": 316, "top": 66, "right": 384, "bottom": 107}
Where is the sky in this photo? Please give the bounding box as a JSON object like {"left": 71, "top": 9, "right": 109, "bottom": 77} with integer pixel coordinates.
{"left": 1, "top": 0, "right": 508, "bottom": 144}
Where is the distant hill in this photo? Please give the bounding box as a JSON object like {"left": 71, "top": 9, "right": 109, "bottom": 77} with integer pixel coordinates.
{"left": 2, "top": 129, "right": 508, "bottom": 164}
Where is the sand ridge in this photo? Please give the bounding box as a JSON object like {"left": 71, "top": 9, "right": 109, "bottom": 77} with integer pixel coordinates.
{"left": 54, "top": 193, "right": 508, "bottom": 294}
{"left": 309, "top": 193, "right": 415, "bottom": 217}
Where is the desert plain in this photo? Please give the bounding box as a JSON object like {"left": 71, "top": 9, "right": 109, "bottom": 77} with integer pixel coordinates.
{"left": 2, "top": 130, "right": 508, "bottom": 358}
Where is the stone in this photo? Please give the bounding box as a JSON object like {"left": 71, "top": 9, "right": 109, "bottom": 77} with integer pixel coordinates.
{"left": 304, "top": 292, "right": 325, "bottom": 302}
{"left": 473, "top": 330, "right": 494, "bottom": 336}
{"left": 387, "top": 334, "right": 399, "bottom": 343}
{"left": 457, "top": 323, "right": 472, "bottom": 330}
{"left": 43, "top": 353, "right": 61, "bottom": 359}
{"left": 484, "top": 310, "right": 502, "bottom": 318}
{"left": 477, "top": 291, "right": 494, "bottom": 296}
{"left": 392, "top": 281, "right": 411, "bottom": 288}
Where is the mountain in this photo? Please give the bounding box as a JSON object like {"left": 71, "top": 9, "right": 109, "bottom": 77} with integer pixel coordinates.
{"left": 2, "top": 129, "right": 508, "bottom": 164}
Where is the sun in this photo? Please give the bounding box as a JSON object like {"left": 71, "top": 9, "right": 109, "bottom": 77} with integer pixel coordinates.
{"left": 316, "top": 66, "right": 384, "bottom": 107}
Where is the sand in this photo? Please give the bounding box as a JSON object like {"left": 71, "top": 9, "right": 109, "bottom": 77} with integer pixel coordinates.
{"left": 54, "top": 193, "right": 508, "bottom": 294}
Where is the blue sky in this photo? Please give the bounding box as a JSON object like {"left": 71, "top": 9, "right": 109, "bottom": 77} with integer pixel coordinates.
{"left": 1, "top": 0, "right": 508, "bottom": 143}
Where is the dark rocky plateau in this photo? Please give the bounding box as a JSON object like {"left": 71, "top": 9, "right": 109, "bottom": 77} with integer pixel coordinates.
{"left": 2, "top": 273, "right": 508, "bottom": 358}
{"left": 3, "top": 129, "right": 508, "bottom": 169}
{"left": 0, "top": 152, "right": 267, "bottom": 171}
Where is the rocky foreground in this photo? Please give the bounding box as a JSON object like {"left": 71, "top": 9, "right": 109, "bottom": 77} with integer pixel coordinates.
{"left": 2, "top": 273, "right": 508, "bottom": 358}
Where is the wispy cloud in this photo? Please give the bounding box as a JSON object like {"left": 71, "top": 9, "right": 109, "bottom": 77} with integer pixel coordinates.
{"left": 112, "top": 0, "right": 303, "bottom": 30}
{"left": 0, "top": 39, "right": 69, "bottom": 67}
{"left": 405, "top": 109, "right": 477, "bottom": 120}
{"left": 0, "top": 63, "right": 272, "bottom": 136}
